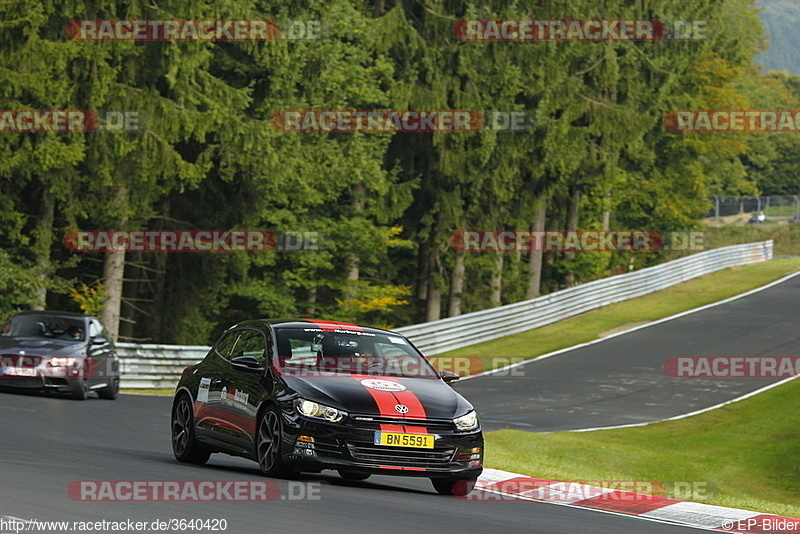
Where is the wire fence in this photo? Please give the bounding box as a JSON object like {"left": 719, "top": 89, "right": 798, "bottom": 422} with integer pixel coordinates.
{"left": 706, "top": 195, "right": 800, "bottom": 225}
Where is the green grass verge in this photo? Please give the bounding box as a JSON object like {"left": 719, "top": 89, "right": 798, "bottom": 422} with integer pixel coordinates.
{"left": 121, "top": 388, "right": 174, "bottom": 396}
{"left": 702, "top": 224, "right": 800, "bottom": 256}
{"left": 485, "top": 376, "right": 800, "bottom": 517}
{"left": 432, "top": 258, "right": 800, "bottom": 373}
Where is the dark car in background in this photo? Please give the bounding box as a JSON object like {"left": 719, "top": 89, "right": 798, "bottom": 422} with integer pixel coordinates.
{"left": 171, "top": 319, "right": 483, "bottom": 495}
{"left": 0, "top": 311, "right": 120, "bottom": 400}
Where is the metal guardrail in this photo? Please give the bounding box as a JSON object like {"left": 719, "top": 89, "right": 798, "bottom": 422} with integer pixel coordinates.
{"left": 394, "top": 240, "right": 772, "bottom": 354}
{"left": 114, "top": 343, "right": 210, "bottom": 390}
{"left": 117, "top": 241, "right": 773, "bottom": 388}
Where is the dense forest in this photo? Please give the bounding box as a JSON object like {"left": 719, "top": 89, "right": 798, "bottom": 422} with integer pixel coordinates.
{"left": 2, "top": 0, "right": 800, "bottom": 344}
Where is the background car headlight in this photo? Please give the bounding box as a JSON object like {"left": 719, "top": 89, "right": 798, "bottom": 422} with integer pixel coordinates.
{"left": 48, "top": 357, "right": 77, "bottom": 367}
{"left": 454, "top": 410, "right": 479, "bottom": 432}
{"left": 296, "top": 399, "right": 347, "bottom": 423}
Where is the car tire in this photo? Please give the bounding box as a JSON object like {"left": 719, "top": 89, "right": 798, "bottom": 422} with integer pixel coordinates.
{"left": 70, "top": 379, "right": 89, "bottom": 400}
{"left": 338, "top": 470, "right": 371, "bottom": 481}
{"left": 431, "top": 477, "right": 477, "bottom": 496}
{"left": 256, "top": 405, "right": 291, "bottom": 477}
{"left": 98, "top": 377, "right": 119, "bottom": 400}
{"left": 171, "top": 394, "right": 211, "bottom": 464}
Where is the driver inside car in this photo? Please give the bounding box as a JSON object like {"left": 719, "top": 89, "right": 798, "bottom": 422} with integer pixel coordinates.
{"left": 352, "top": 345, "right": 383, "bottom": 373}
{"left": 65, "top": 325, "right": 84, "bottom": 341}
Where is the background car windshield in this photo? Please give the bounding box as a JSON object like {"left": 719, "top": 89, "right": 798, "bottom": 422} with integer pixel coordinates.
{"left": 275, "top": 327, "right": 438, "bottom": 378}
{"left": 1, "top": 315, "right": 85, "bottom": 342}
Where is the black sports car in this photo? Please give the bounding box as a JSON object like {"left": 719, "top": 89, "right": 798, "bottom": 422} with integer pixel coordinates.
{"left": 171, "top": 319, "right": 483, "bottom": 495}
{"left": 0, "top": 311, "right": 120, "bottom": 400}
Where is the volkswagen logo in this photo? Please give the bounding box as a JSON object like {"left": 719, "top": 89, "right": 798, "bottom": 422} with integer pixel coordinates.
{"left": 394, "top": 404, "right": 409, "bottom": 414}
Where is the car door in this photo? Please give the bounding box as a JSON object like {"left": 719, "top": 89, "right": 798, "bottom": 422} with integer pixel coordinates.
{"left": 195, "top": 330, "right": 241, "bottom": 447}
{"left": 223, "top": 328, "right": 269, "bottom": 450}
{"left": 86, "top": 318, "right": 116, "bottom": 388}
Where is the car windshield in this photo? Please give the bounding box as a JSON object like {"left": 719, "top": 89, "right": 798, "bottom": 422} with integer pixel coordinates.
{"left": 0, "top": 315, "right": 86, "bottom": 342}
{"left": 274, "top": 327, "right": 438, "bottom": 379}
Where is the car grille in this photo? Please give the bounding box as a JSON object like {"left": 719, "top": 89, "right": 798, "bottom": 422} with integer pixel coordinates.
{"left": 311, "top": 438, "right": 343, "bottom": 457}
{"left": 346, "top": 442, "right": 456, "bottom": 467}
{"left": 348, "top": 416, "right": 454, "bottom": 433}
{"left": 0, "top": 377, "right": 43, "bottom": 388}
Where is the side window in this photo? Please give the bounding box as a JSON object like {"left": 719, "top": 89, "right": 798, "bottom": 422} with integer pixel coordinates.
{"left": 215, "top": 331, "right": 239, "bottom": 361}
{"left": 231, "top": 329, "right": 267, "bottom": 366}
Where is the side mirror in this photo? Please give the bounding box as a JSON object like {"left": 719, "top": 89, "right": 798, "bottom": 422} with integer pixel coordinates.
{"left": 439, "top": 370, "right": 460, "bottom": 383}
{"left": 91, "top": 337, "right": 109, "bottom": 346}
{"left": 231, "top": 355, "right": 265, "bottom": 373}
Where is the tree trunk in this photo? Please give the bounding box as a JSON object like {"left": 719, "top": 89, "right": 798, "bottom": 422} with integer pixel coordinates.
{"left": 372, "top": 0, "right": 385, "bottom": 18}
{"left": 101, "top": 249, "right": 126, "bottom": 341}
{"left": 602, "top": 190, "right": 611, "bottom": 231}
{"left": 119, "top": 251, "right": 139, "bottom": 340}
{"left": 305, "top": 286, "right": 317, "bottom": 316}
{"left": 344, "top": 185, "right": 364, "bottom": 297}
{"left": 425, "top": 284, "right": 441, "bottom": 322}
{"left": 417, "top": 239, "right": 429, "bottom": 301}
{"left": 564, "top": 185, "right": 580, "bottom": 285}
{"left": 424, "top": 247, "right": 441, "bottom": 322}
{"left": 100, "top": 186, "right": 129, "bottom": 341}
{"left": 526, "top": 203, "right": 546, "bottom": 299}
{"left": 32, "top": 188, "right": 55, "bottom": 310}
{"left": 448, "top": 249, "right": 465, "bottom": 317}
{"left": 565, "top": 185, "right": 581, "bottom": 254}
{"left": 489, "top": 253, "right": 503, "bottom": 307}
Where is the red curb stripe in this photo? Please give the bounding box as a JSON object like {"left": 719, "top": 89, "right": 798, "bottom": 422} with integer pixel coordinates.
{"left": 481, "top": 476, "right": 555, "bottom": 494}
{"left": 574, "top": 493, "right": 681, "bottom": 514}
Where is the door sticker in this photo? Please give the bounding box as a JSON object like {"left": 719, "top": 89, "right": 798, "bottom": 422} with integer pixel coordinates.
{"left": 197, "top": 377, "right": 211, "bottom": 403}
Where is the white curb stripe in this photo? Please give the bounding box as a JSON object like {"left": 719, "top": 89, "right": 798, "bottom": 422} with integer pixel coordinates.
{"left": 640, "top": 501, "right": 762, "bottom": 529}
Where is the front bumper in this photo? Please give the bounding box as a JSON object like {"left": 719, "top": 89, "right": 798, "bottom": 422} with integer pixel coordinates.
{"left": 0, "top": 374, "right": 80, "bottom": 391}
{"left": 281, "top": 411, "right": 484, "bottom": 479}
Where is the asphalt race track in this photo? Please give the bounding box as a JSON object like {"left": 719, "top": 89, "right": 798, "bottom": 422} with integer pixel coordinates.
{"left": 7, "top": 277, "right": 798, "bottom": 534}
{"left": 1, "top": 393, "right": 707, "bottom": 534}
{"left": 454, "top": 273, "right": 800, "bottom": 432}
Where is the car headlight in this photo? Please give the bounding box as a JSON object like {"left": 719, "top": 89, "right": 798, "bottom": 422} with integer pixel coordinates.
{"left": 48, "top": 357, "right": 77, "bottom": 367}
{"left": 454, "top": 410, "right": 479, "bottom": 432}
{"left": 295, "top": 398, "right": 347, "bottom": 423}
